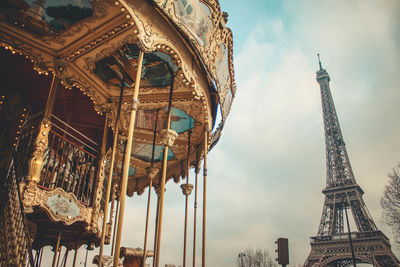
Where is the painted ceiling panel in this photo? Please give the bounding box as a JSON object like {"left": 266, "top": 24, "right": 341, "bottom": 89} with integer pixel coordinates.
{"left": 1, "top": 0, "right": 93, "bottom": 34}
{"left": 132, "top": 144, "right": 174, "bottom": 162}
{"left": 93, "top": 44, "right": 177, "bottom": 89}
{"left": 136, "top": 107, "right": 194, "bottom": 134}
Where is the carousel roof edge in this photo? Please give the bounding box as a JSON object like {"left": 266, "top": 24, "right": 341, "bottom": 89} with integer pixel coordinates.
{"left": 147, "top": 0, "right": 237, "bottom": 127}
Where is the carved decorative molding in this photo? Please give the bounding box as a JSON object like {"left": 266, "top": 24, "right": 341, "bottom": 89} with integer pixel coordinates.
{"left": 159, "top": 129, "right": 178, "bottom": 147}
{"left": 180, "top": 184, "right": 193, "bottom": 196}
{"left": 21, "top": 183, "right": 92, "bottom": 226}
{"left": 90, "top": 155, "right": 107, "bottom": 236}
{"left": 27, "top": 119, "right": 51, "bottom": 183}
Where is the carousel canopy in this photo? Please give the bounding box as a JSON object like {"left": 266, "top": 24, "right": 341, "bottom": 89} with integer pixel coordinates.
{"left": 0, "top": 0, "right": 236, "bottom": 195}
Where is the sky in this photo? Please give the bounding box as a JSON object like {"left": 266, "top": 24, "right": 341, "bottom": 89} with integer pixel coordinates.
{"left": 40, "top": 0, "right": 400, "bottom": 266}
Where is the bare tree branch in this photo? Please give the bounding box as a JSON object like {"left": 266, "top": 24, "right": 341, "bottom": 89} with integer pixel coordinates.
{"left": 381, "top": 162, "right": 400, "bottom": 246}
{"left": 236, "top": 248, "right": 278, "bottom": 267}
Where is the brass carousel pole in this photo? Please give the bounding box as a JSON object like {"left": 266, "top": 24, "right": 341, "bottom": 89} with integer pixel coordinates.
{"left": 111, "top": 194, "right": 120, "bottom": 256}
{"left": 142, "top": 110, "right": 160, "bottom": 267}
{"left": 109, "top": 181, "right": 117, "bottom": 226}
{"left": 201, "top": 128, "right": 208, "bottom": 267}
{"left": 181, "top": 129, "right": 192, "bottom": 267}
{"left": 99, "top": 78, "right": 126, "bottom": 267}
{"left": 55, "top": 247, "right": 62, "bottom": 267}
{"left": 113, "top": 50, "right": 145, "bottom": 266}
{"left": 72, "top": 244, "right": 78, "bottom": 267}
{"left": 39, "top": 248, "right": 44, "bottom": 266}
{"left": 192, "top": 150, "right": 200, "bottom": 267}
{"left": 152, "top": 182, "right": 161, "bottom": 267}
{"left": 154, "top": 69, "right": 177, "bottom": 267}
{"left": 112, "top": 140, "right": 127, "bottom": 256}
{"left": 51, "top": 232, "right": 61, "bottom": 267}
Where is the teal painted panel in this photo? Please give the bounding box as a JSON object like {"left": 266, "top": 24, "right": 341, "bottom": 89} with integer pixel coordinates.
{"left": 136, "top": 107, "right": 194, "bottom": 134}
{"left": 47, "top": 194, "right": 80, "bottom": 218}
{"left": 132, "top": 144, "right": 174, "bottom": 162}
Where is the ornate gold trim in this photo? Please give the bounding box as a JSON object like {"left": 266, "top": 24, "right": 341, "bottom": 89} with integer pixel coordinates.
{"left": 26, "top": 119, "right": 51, "bottom": 183}
{"left": 21, "top": 183, "right": 92, "bottom": 226}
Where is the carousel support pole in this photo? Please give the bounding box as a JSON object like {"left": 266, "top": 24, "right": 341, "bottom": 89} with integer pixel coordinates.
{"left": 111, "top": 197, "right": 120, "bottom": 256}
{"left": 112, "top": 140, "right": 126, "bottom": 257}
{"left": 34, "top": 249, "right": 40, "bottom": 266}
{"left": 141, "top": 169, "right": 156, "bottom": 267}
{"left": 99, "top": 82, "right": 125, "bottom": 267}
{"left": 34, "top": 249, "right": 39, "bottom": 266}
{"left": 201, "top": 128, "right": 208, "bottom": 267}
{"left": 109, "top": 181, "right": 117, "bottom": 223}
{"left": 154, "top": 145, "right": 170, "bottom": 267}
{"left": 181, "top": 129, "right": 193, "bottom": 267}
{"left": 154, "top": 69, "right": 178, "bottom": 267}
{"left": 51, "top": 232, "right": 61, "bottom": 267}
{"left": 27, "top": 74, "right": 59, "bottom": 184}
{"left": 62, "top": 249, "right": 69, "bottom": 267}
{"left": 192, "top": 151, "right": 200, "bottom": 267}
{"left": 43, "top": 73, "right": 59, "bottom": 120}
{"left": 113, "top": 50, "right": 145, "bottom": 266}
{"left": 55, "top": 247, "right": 62, "bottom": 267}
{"left": 84, "top": 246, "right": 89, "bottom": 267}
{"left": 72, "top": 244, "right": 79, "bottom": 267}
{"left": 152, "top": 184, "right": 161, "bottom": 267}
{"left": 39, "top": 247, "right": 44, "bottom": 266}
{"left": 142, "top": 111, "right": 160, "bottom": 267}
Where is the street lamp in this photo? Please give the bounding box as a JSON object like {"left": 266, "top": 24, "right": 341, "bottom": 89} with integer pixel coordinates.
{"left": 238, "top": 252, "right": 245, "bottom": 267}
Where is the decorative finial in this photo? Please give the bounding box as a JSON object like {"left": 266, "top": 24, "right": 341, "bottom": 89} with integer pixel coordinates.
{"left": 317, "top": 53, "right": 323, "bottom": 70}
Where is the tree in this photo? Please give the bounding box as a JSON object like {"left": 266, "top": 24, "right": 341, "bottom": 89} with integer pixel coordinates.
{"left": 381, "top": 163, "right": 400, "bottom": 245}
{"left": 237, "top": 248, "right": 278, "bottom": 267}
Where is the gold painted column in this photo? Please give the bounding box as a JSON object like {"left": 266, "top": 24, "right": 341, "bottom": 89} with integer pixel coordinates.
{"left": 72, "top": 244, "right": 78, "bottom": 267}
{"left": 142, "top": 167, "right": 159, "bottom": 267}
{"left": 100, "top": 77, "right": 126, "bottom": 266}
{"left": 51, "top": 232, "right": 61, "bottom": 267}
{"left": 192, "top": 152, "right": 201, "bottom": 267}
{"left": 142, "top": 110, "right": 160, "bottom": 267}
{"left": 181, "top": 129, "right": 193, "bottom": 267}
{"left": 111, "top": 196, "right": 120, "bottom": 256}
{"left": 113, "top": 50, "right": 145, "bottom": 266}
{"left": 99, "top": 124, "right": 119, "bottom": 267}
{"left": 107, "top": 181, "right": 117, "bottom": 243}
{"left": 154, "top": 128, "right": 178, "bottom": 267}
{"left": 201, "top": 129, "right": 208, "bottom": 267}
{"left": 154, "top": 68, "right": 178, "bottom": 267}
{"left": 152, "top": 186, "right": 161, "bottom": 267}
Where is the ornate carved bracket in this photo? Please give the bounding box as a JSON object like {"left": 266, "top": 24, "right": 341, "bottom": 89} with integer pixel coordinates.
{"left": 180, "top": 184, "right": 193, "bottom": 196}
{"left": 159, "top": 129, "right": 178, "bottom": 147}
{"left": 146, "top": 167, "right": 159, "bottom": 181}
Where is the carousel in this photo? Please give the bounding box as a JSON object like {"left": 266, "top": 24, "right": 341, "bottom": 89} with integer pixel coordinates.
{"left": 0, "top": 0, "right": 236, "bottom": 266}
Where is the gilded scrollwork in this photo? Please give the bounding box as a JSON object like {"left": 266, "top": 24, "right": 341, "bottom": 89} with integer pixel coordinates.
{"left": 180, "top": 183, "right": 194, "bottom": 196}
{"left": 90, "top": 154, "right": 107, "bottom": 234}
{"left": 159, "top": 129, "right": 178, "bottom": 147}
{"left": 26, "top": 119, "right": 51, "bottom": 183}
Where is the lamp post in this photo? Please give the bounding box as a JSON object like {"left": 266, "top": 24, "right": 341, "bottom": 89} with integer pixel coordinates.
{"left": 238, "top": 252, "right": 245, "bottom": 267}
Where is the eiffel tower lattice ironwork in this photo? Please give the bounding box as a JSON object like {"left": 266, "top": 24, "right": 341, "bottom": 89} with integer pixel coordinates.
{"left": 304, "top": 56, "right": 399, "bottom": 267}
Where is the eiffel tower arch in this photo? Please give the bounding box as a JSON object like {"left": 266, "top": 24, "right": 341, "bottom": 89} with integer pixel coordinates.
{"left": 304, "top": 57, "right": 399, "bottom": 267}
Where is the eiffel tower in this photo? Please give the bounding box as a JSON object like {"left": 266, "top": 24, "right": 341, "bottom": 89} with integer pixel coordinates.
{"left": 304, "top": 56, "right": 399, "bottom": 267}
